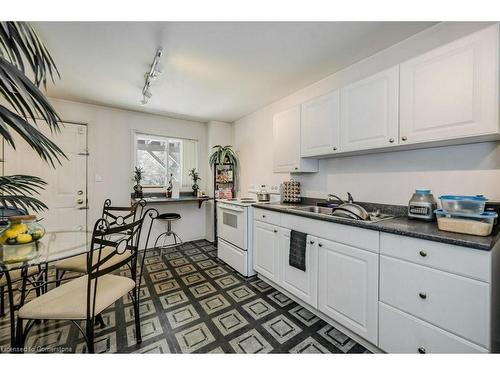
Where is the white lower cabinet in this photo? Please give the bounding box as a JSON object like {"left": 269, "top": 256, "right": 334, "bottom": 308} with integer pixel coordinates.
{"left": 253, "top": 211, "right": 496, "bottom": 352}
{"left": 318, "top": 238, "right": 379, "bottom": 345}
{"left": 253, "top": 220, "right": 280, "bottom": 282}
{"left": 379, "top": 303, "right": 487, "bottom": 353}
{"left": 280, "top": 230, "right": 318, "bottom": 308}
{"left": 380, "top": 255, "right": 489, "bottom": 348}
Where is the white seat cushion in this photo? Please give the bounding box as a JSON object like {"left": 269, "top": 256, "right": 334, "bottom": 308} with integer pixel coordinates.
{"left": 54, "top": 247, "right": 132, "bottom": 273}
{"left": 18, "top": 274, "right": 135, "bottom": 320}
{"left": 0, "top": 267, "right": 40, "bottom": 287}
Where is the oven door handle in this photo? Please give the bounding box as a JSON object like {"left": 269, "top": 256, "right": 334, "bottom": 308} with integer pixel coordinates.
{"left": 219, "top": 205, "right": 245, "bottom": 213}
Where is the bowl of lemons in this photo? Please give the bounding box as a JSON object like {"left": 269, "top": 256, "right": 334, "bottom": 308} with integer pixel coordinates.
{"left": 0, "top": 215, "right": 45, "bottom": 246}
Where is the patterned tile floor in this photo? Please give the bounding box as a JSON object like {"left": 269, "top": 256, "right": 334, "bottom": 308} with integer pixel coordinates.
{"left": 0, "top": 240, "right": 370, "bottom": 354}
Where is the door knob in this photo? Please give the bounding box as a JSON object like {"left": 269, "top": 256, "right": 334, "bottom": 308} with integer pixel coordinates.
{"left": 419, "top": 292, "right": 427, "bottom": 300}
{"left": 273, "top": 229, "right": 278, "bottom": 233}
{"left": 318, "top": 243, "right": 323, "bottom": 247}
{"left": 77, "top": 190, "right": 84, "bottom": 195}
{"left": 309, "top": 240, "right": 315, "bottom": 245}
{"left": 333, "top": 147, "right": 337, "bottom": 151}
{"left": 402, "top": 136, "right": 408, "bottom": 141}
{"left": 77, "top": 198, "right": 84, "bottom": 204}
{"left": 389, "top": 138, "right": 394, "bottom": 143}
{"left": 418, "top": 347, "right": 426, "bottom": 354}
{"left": 419, "top": 250, "right": 427, "bottom": 257}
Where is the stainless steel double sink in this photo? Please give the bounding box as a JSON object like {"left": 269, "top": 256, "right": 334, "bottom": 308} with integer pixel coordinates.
{"left": 287, "top": 205, "right": 395, "bottom": 223}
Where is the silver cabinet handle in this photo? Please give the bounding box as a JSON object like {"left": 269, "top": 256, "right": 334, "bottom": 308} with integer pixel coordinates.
{"left": 77, "top": 198, "right": 84, "bottom": 204}
{"left": 262, "top": 215, "right": 266, "bottom": 218}
{"left": 402, "top": 136, "right": 408, "bottom": 141}
{"left": 419, "top": 250, "right": 427, "bottom": 257}
{"left": 318, "top": 243, "right": 323, "bottom": 247}
{"left": 419, "top": 292, "right": 427, "bottom": 300}
{"left": 77, "top": 190, "right": 84, "bottom": 195}
{"left": 273, "top": 229, "right": 278, "bottom": 233}
{"left": 309, "top": 240, "right": 315, "bottom": 245}
{"left": 418, "top": 347, "right": 426, "bottom": 354}
{"left": 333, "top": 147, "right": 337, "bottom": 151}
{"left": 389, "top": 138, "right": 394, "bottom": 143}
{"left": 294, "top": 167, "right": 298, "bottom": 170}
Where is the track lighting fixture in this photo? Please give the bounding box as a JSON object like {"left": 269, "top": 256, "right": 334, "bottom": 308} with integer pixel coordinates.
{"left": 140, "top": 47, "right": 163, "bottom": 105}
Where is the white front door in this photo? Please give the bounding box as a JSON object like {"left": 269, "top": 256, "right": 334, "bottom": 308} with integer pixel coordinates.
{"left": 4, "top": 122, "right": 88, "bottom": 231}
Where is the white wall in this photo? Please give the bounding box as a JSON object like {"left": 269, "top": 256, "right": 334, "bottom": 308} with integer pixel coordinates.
{"left": 50, "top": 98, "right": 213, "bottom": 242}
{"left": 233, "top": 22, "right": 500, "bottom": 205}
{"left": 205, "top": 121, "right": 234, "bottom": 241}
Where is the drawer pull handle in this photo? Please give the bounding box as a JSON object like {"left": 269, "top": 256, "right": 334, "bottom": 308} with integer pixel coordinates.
{"left": 419, "top": 250, "right": 427, "bottom": 257}
{"left": 418, "top": 347, "right": 426, "bottom": 354}
{"left": 419, "top": 292, "right": 427, "bottom": 300}
{"left": 273, "top": 229, "right": 278, "bottom": 233}
{"left": 318, "top": 243, "right": 323, "bottom": 247}
{"left": 262, "top": 215, "right": 266, "bottom": 218}
{"left": 309, "top": 240, "right": 315, "bottom": 245}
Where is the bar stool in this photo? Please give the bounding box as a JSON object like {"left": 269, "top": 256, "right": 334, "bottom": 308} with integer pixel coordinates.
{"left": 154, "top": 213, "right": 183, "bottom": 252}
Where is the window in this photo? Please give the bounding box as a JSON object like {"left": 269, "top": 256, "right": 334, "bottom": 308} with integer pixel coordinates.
{"left": 134, "top": 132, "right": 198, "bottom": 189}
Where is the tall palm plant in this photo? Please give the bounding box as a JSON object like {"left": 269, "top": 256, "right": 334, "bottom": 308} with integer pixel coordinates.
{"left": 0, "top": 21, "right": 65, "bottom": 212}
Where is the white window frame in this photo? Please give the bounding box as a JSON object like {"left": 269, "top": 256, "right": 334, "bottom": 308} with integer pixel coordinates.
{"left": 132, "top": 130, "right": 198, "bottom": 192}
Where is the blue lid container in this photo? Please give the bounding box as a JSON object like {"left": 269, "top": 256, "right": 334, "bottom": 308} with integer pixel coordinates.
{"left": 438, "top": 195, "right": 488, "bottom": 215}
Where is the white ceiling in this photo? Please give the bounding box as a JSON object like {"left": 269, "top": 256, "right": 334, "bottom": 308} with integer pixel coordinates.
{"left": 34, "top": 22, "right": 435, "bottom": 123}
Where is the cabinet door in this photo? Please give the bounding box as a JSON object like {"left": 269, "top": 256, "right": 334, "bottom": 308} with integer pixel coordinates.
{"left": 340, "top": 66, "right": 399, "bottom": 152}
{"left": 400, "top": 25, "right": 499, "bottom": 145}
{"left": 253, "top": 220, "right": 280, "bottom": 282}
{"left": 301, "top": 90, "right": 340, "bottom": 157}
{"left": 280, "top": 230, "right": 318, "bottom": 308}
{"left": 318, "top": 238, "right": 379, "bottom": 344}
{"left": 273, "top": 106, "right": 318, "bottom": 173}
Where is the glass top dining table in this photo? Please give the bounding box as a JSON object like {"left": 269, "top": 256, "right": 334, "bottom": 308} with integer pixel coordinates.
{"left": 0, "top": 228, "right": 91, "bottom": 272}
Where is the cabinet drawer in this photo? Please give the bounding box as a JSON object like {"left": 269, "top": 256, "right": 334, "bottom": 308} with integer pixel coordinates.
{"left": 253, "top": 208, "right": 281, "bottom": 226}
{"left": 379, "top": 303, "right": 487, "bottom": 353}
{"left": 380, "top": 255, "right": 490, "bottom": 347}
{"left": 380, "top": 233, "right": 490, "bottom": 282}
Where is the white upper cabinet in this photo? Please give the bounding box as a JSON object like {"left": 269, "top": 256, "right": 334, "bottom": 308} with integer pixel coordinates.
{"left": 400, "top": 24, "right": 499, "bottom": 145}
{"left": 273, "top": 106, "right": 318, "bottom": 173}
{"left": 340, "top": 66, "right": 400, "bottom": 152}
{"left": 300, "top": 90, "right": 341, "bottom": 157}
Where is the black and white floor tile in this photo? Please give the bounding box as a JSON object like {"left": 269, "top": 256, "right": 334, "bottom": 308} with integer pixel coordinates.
{"left": 0, "top": 240, "right": 370, "bottom": 354}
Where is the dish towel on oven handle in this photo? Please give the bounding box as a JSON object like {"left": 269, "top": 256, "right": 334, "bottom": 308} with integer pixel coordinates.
{"left": 289, "top": 230, "right": 307, "bottom": 271}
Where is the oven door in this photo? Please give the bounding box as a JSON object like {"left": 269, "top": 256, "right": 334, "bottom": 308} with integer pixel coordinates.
{"left": 217, "top": 202, "right": 247, "bottom": 250}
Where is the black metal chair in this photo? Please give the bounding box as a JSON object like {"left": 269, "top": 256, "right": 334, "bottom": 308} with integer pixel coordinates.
{"left": 15, "top": 207, "right": 159, "bottom": 353}
{"left": 54, "top": 199, "right": 146, "bottom": 283}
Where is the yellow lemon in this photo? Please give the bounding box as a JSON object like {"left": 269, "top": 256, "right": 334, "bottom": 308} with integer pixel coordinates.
{"left": 16, "top": 233, "right": 32, "bottom": 244}
{"left": 4, "top": 229, "right": 20, "bottom": 239}
{"left": 11, "top": 223, "right": 28, "bottom": 233}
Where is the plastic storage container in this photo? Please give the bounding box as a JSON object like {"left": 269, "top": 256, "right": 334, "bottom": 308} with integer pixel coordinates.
{"left": 439, "top": 195, "right": 487, "bottom": 215}
{"left": 435, "top": 209, "right": 497, "bottom": 236}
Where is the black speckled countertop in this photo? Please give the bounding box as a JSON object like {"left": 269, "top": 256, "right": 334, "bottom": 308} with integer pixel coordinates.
{"left": 253, "top": 202, "right": 500, "bottom": 251}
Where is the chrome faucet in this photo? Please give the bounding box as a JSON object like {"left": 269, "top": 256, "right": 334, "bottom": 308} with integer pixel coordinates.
{"left": 327, "top": 192, "right": 354, "bottom": 204}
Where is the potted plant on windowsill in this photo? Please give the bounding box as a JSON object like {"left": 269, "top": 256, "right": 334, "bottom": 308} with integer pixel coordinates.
{"left": 132, "top": 166, "right": 144, "bottom": 198}
{"left": 188, "top": 168, "right": 201, "bottom": 197}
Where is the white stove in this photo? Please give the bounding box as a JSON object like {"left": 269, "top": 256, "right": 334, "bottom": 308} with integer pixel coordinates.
{"left": 216, "top": 197, "right": 257, "bottom": 207}
{"left": 216, "top": 189, "right": 281, "bottom": 277}
{"left": 216, "top": 198, "right": 256, "bottom": 277}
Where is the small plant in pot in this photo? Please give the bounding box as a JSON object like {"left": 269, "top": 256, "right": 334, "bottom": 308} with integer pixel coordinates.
{"left": 133, "top": 166, "right": 144, "bottom": 198}
{"left": 188, "top": 168, "right": 201, "bottom": 196}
